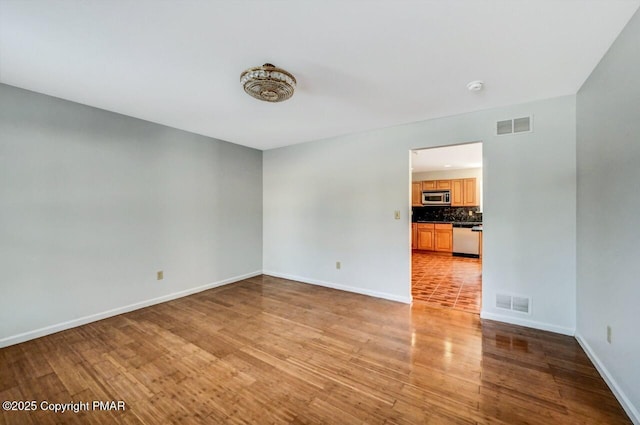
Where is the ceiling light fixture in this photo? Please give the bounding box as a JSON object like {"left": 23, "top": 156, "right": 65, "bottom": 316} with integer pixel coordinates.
{"left": 240, "top": 63, "right": 296, "bottom": 102}
{"left": 467, "top": 80, "right": 484, "bottom": 91}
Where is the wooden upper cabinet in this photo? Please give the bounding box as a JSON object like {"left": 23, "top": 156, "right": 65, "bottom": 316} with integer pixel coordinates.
{"left": 436, "top": 180, "right": 451, "bottom": 190}
{"left": 412, "top": 182, "right": 422, "bottom": 206}
{"left": 451, "top": 179, "right": 464, "bottom": 206}
{"left": 420, "top": 180, "right": 450, "bottom": 191}
{"left": 463, "top": 178, "right": 477, "bottom": 206}
{"left": 422, "top": 180, "right": 436, "bottom": 191}
{"left": 416, "top": 178, "right": 478, "bottom": 206}
{"left": 451, "top": 178, "right": 478, "bottom": 207}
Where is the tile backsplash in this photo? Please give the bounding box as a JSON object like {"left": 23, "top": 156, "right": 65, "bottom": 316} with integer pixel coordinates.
{"left": 412, "top": 206, "right": 482, "bottom": 223}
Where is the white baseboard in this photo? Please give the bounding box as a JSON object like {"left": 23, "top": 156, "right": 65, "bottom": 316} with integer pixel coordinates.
{"left": 480, "top": 310, "right": 575, "bottom": 336}
{"left": 262, "top": 270, "right": 412, "bottom": 304}
{"left": 0, "top": 270, "right": 262, "bottom": 348}
{"left": 575, "top": 332, "right": 639, "bottom": 425}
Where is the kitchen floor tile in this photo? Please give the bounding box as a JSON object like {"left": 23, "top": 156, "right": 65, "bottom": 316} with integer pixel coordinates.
{"left": 412, "top": 251, "right": 482, "bottom": 314}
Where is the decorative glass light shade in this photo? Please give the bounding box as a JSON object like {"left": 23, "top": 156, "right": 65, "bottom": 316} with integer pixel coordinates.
{"left": 240, "top": 63, "right": 296, "bottom": 102}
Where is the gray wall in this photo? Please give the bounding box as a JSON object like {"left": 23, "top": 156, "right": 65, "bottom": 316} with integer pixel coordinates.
{"left": 264, "top": 95, "right": 576, "bottom": 335}
{"left": 0, "top": 84, "right": 263, "bottom": 346}
{"left": 576, "top": 8, "right": 640, "bottom": 421}
{"left": 412, "top": 168, "right": 482, "bottom": 182}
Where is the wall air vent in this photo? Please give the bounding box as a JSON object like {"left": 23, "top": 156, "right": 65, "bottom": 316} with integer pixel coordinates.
{"left": 512, "top": 296, "right": 530, "bottom": 313}
{"left": 495, "top": 293, "right": 531, "bottom": 314}
{"left": 497, "top": 120, "right": 513, "bottom": 135}
{"left": 496, "top": 294, "right": 512, "bottom": 310}
{"left": 496, "top": 116, "right": 532, "bottom": 135}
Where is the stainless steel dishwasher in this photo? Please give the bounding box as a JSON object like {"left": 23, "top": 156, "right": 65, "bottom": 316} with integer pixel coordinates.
{"left": 453, "top": 225, "right": 480, "bottom": 258}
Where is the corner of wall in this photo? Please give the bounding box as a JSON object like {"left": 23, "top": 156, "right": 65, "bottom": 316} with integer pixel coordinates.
{"left": 575, "top": 332, "right": 640, "bottom": 424}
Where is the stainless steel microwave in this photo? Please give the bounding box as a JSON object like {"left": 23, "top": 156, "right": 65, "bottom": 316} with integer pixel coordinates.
{"left": 422, "top": 190, "right": 451, "bottom": 205}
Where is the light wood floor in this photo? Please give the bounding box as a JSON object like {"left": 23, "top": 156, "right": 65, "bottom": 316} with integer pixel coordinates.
{"left": 0, "top": 275, "right": 631, "bottom": 424}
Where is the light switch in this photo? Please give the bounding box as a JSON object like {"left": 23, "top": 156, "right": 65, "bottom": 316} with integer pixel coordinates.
{"left": 394, "top": 210, "right": 401, "bottom": 220}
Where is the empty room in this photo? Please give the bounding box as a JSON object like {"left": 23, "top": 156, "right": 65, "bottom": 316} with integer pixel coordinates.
{"left": 1, "top": 1, "right": 639, "bottom": 424}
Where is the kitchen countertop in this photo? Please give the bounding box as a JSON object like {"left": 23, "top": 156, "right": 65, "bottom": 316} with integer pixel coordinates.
{"left": 415, "top": 220, "right": 449, "bottom": 223}
{"left": 415, "top": 220, "right": 482, "bottom": 227}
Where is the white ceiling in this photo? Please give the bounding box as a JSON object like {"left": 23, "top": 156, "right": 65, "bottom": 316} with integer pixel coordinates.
{"left": 1, "top": 1, "right": 638, "bottom": 150}
{"left": 412, "top": 143, "right": 482, "bottom": 173}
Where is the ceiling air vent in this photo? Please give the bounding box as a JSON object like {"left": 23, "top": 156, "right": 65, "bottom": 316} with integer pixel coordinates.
{"left": 496, "top": 116, "right": 532, "bottom": 135}
{"left": 495, "top": 293, "right": 531, "bottom": 314}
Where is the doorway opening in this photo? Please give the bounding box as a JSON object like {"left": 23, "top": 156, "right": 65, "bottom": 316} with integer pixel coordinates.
{"left": 410, "top": 142, "right": 483, "bottom": 314}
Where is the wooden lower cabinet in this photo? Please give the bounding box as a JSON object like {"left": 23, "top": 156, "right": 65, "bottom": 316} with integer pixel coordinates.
{"left": 434, "top": 224, "right": 453, "bottom": 252}
{"left": 415, "top": 223, "right": 452, "bottom": 253}
{"left": 416, "top": 223, "right": 435, "bottom": 250}
{"left": 412, "top": 223, "right": 417, "bottom": 249}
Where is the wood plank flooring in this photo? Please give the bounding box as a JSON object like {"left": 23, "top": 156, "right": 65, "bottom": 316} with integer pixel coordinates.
{"left": 0, "top": 275, "right": 631, "bottom": 424}
{"left": 412, "top": 251, "right": 482, "bottom": 313}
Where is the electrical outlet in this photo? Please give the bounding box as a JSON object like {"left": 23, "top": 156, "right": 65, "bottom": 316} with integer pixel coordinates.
{"left": 336, "top": 261, "right": 341, "bottom": 270}
{"left": 607, "top": 326, "right": 612, "bottom": 344}
{"left": 157, "top": 271, "right": 164, "bottom": 281}
{"left": 394, "top": 210, "right": 401, "bottom": 220}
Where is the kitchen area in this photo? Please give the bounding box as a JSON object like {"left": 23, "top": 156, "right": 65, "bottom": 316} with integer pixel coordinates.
{"left": 411, "top": 143, "right": 483, "bottom": 313}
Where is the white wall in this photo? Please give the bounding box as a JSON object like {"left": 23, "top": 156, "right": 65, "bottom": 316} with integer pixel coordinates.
{"left": 576, "top": 7, "right": 640, "bottom": 423}
{"left": 412, "top": 168, "right": 482, "bottom": 182}
{"left": 0, "top": 84, "right": 263, "bottom": 346}
{"left": 264, "top": 95, "right": 576, "bottom": 334}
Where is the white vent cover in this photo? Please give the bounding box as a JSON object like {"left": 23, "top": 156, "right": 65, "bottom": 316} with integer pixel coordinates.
{"left": 497, "top": 120, "right": 513, "bottom": 135}
{"left": 512, "top": 296, "right": 530, "bottom": 313}
{"left": 496, "top": 294, "right": 512, "bottom": 310}
{"left": 496, "top": 116, "right": 532, "bottom": 135}
{"left": 495, "top": 293, "right": 531, "bottom": 314}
